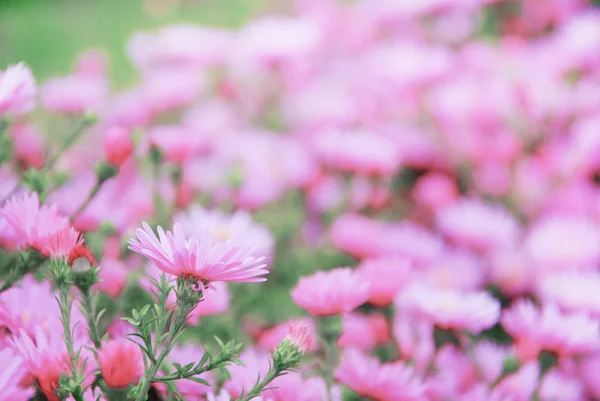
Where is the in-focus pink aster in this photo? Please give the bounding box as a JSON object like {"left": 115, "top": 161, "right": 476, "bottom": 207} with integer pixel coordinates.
{"left": 44, "top": 226, "right": 83, "bottom": 258}
{"left": 129, "top": 222, "right": 268, "bottom": 283}
{"left": 97, "top": 338, "right": 143, "bottom": 389}
{"left": 501, "top": 299, "right": 600, "bottom": 360}
{"left": 284, "top": 320, "right": 312, "bottom": 354}
{"left": 290, "top": 268, "right": 369, "bottom": 316}
{"left": 335, "top": 348, "right": 426, "bottom": 401}
{"left": 1, "top": 192, "right": 69, "bottom": 251}
{"left": 398, "top": 284, "right": 501, "bottom": 333}
{"left": 0, "top": 62, "right": 36, "bottom": 116}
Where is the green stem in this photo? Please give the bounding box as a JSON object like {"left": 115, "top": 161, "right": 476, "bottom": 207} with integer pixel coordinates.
{"left": 80, "top": 288, "right": 102, "bottom": 349}
{"left": 71, "top": 180, "right": 102, "bottom": 221}
{"left": 236, "top": 366, "right": 282, "bottom": 401}
{"left": 58, "top": 287, "right": 78, "bottom": 375}
{"left": 316, "top": 316, "right": 342, "bottom": 401}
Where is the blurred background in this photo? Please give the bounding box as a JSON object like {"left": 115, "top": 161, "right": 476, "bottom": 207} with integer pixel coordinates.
{"left": 0, "top": 0, "right": 269, "bottom": 85}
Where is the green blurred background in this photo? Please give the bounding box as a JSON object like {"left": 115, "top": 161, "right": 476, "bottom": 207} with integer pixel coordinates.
{"left": 0, "top": 0, "right": 269, "bottom": 86}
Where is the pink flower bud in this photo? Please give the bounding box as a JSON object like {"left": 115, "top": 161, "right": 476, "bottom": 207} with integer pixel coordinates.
{"left": 98, "top": 338, "right": 143, "bottom": 389}
{"left": 285, "top": 320, "right": 311, "bottom": 354}
{"left": 0, "top": 62, "right": 36, "bottom": 116}
{"left": 103, "top": 127, "right": 133, "bottom": 167}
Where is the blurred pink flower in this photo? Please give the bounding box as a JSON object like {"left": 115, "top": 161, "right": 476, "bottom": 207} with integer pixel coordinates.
{"left": 149, "top": 125, "right": 210, "bottom": 164}
{"left": 491, "top": 362, "right": 539, "bottom": 401}
{"left": 9, "top": 123, "right": 45, "bottom": 169}
{"left": 98, "top": 338, "right": 143, "bottom": 389}
{"left": 357, "top": 257, "right": 413, "bottom": 306}
{"left": 524, "top": 215, "right": 600, "bottom": 271}
{"left": 0, "top": 62, "right": 36, "bottom": 115}
{"left": 163, "top": 344, "right": 215, "bottom": 400}
{"left": 412, "top": 173, "right": 458, "bottom": 210}
{"left": 223, "top": 348, "right": 271, "bottom": 398}
{"left": 1, "top": 192, "right": 69, "bottom": 251}
{"left": 0, "top": 348, "right": 34, "bottom": 401}
{"left": 186, "top": 281, "right": 230, "bottom": 322}
{"left": 436, "top": 198, "right": 520, "bottom": 252}
{"left": 291, "top": 268, "right": 369, "bottom": 316}
{"left": 394, "top": 312, "right": 436, "bottom": 373}
{"left": 579, "top": 353, "right": 600, "bottom": 398}
{"left": 335, "top": 348, "right": 426, "bottom": 401}
{"left": 258, "top": 318, "right": 318, "bottom": 352}
{"left": 470, "top": 341, "right": 510, "bottom": 384}
{"left": 95, "top": 258, "right": 129, "bottom": 298}
{"left": 538, "top": 368, "right": 585, "bottom": 401}
{"left": 40, "top": 73, "right": 107, "bottom": 113}
{"left": 502, "top": 299, "right": 600, "bottom": 360}
{"left": 398, "top": 284, "right": 500, "bottom": 333}
{"left": 338, "top": 312, "right": 390, "bottom": 351}
{"left": 129, "top": 222, "right": 268, "bottom": 283}
{"left": 265, "top": 373, "right": 337, "bottom": 401}
{"left": 103, "top": 126, "right": 133, "bottom": 167}
{"left": 536, "top": 271, "right": 600, "bottom": 317}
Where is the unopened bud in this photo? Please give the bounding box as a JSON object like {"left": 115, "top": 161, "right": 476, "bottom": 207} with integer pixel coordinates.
{"left": 103, "top": 126, "right": 132, "bottom": 167}
{"left": 272, "top": 321, "right": 311, "bottom": 370}
{"left": 176, "top": 276, "right": 203, "bottom": 315}
{"left": 49, "top": 257, "right": 72, "bottom": 290}
{"left": 95, "top": 160, "right": 118, "bottom": 185}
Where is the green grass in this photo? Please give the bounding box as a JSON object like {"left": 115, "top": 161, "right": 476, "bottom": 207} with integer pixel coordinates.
{"left": 0, "top": 0, "right": 268, "bottom": 86}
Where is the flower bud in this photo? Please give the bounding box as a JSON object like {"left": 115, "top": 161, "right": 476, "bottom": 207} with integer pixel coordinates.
{"left": 98, "top": 338, "right": 143, "bottom": 389}
{"left": 272, "top": 321, "right": 311, "bottom": 370}
{"left": 95, "top": 159, "right": 119, "bottom": 184}
{"left": 176, "top": 276, "right": 203, "bottom": 314}
{"left": 49, "top": 257, "right": 72, "bottom": 290}
{"left": 103, "top": 126, "right": 132, "bottom": 167}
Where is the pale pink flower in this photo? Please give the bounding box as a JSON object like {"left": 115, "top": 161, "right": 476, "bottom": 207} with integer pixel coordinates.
{"left": 186, "top": 281, "right": 230, "bottom": 322}
{"left": 579, "top": 353, "right": 600, "bottom": 398}
{"left": 1, "top": 192, "right": 69, "bottom": 251}
{"left": 335, "top": 348, "right": 426, "bottom": 401}
{"left": 0, "top": 348, "right": 34, "bottom": 401}
{"left": 10, "top": 123, "right": 45, "bottom": 169}
{"left": 398, "top": 284, "right": 500, "bottom": 333}
{"left": 412, "top": 173, "right": 458, "bottom": 210}
{"left": 207, "top": 391, "right": 236, "bottom": 401}
{"left": 98, "top": 338, "right": 143, "bottom": 389}
{"left": 501, "top": 299, "right": 600, "bottom": 360}
{"left": 536, "top": 271, "right": 600, "bottom": 317}
{"left": 491, "top": 362, "right": 539, "bottom": 401}
{"left": 163, "top": 344, "right": 215, "bottom": 400}
{"left": 488, "top": 247, "right": 533, "bottom": 297}
{"left": 338, "top": 312, "right": 389, "bottom": 351}
{"left": 436, "top": 198, "right": 520, "bottom": 252}
{"left": 94, "top": 258, "right": 129, "bottom": 298}
{"left": 40, "top": 74, "right": 106, "bottom": 113}
{"left": 539, "top": 369, "right": 585, "bottom": 401}
{"left": 265, "top": 373, "right": 336, "bottom": 401}
{"left": 175, "top": 205, "right": 274, "bottom": 263}
{"left": 284, "top": 320, "right": 312, "bottom": 354}
{"left": 258, "top": 318, "right": 318, "bottom": 352}
{"left": 426, "top": 345, "right": 479, "bottom": 400}
{"left": 223, "top": 348, "right": 271, "bottom": 398}
{"left": 103, "top": 126, "right": 133, "bottom": 167}
{"left": 357, "top": 257, "right": 413, "bottom": 306}
{"left": 0, "top": 62, "right": 36, "bottom": 115}
{"left": 44, "top": 226, "right": 83, "bottom": 258}
{"left": 471, "top": 341, "right": 510, "bottom": 384}
{"left": 129, "top": 221, "right": 268, "bottom": 283}
{"left": 148, "top": 125, "right": 210, "bottom": 164}
{"left": 393, "top": 312, "right": 436, "bottom": 373}
{"left": 290, "top": 268, "right": 369, "bottom": 316}
{"left": 141, "top": 68, "right": 205, "bottom": 113}
{"left": 313, "top": 129, "right": 401, "bottom": 176}
{"left": 524, "top": 215, "right": 600, "bottom": 270}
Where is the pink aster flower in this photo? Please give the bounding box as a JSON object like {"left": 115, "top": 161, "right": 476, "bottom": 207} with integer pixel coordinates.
{"left": 129, "top": 221, "right": 268, "bottom": 283}
{"left": 1, "top": 192, "right": 69, "bottom": 251}
{"left": 97, "top": 338, "right": 143, "bottom": 389}
{"left": 436, "top": 198, "right": 521, "bottom": 252}
{"left": 393, "top": 312, "right": 436, "bottom": 373}
{"left": 175, "top": 205, "right": 274, "bottom": 264}
{"left": 313, "top": 129, "right": 401, "bottom": 176}
{"left": 491, "top": 362, "right": 539, "bottom": 401}
{"left": 265, "top": 372, "right": 338, "bottom": 401}
{"left": 103, "top": 126, "right": 133, "bottom": 167}
{"left": 524, "top": 215, "right": 600, "bottom": 271}
{"left": 148, "top": 125, "right": 210, "bottom": 164}
{"left": 539, "top": 368, "right": 585, "bottom": 401}
{"left": 335, "top": 348, "right": 426, "bottom": 401}
{"left": 0, "top": 348, "right": 34, "bottom": 401}
{"left": 40, "top": 73, "right": 107, "bottom": 113}
{"left": 223, "top": 348, "right": 271, "bottom": 398}
{"left": 358, "top": 257, "right": 413, "bottom": 306}
{"left": 44, "top": 226, "right": 83, "bottom": 258}
{"left": 10, "top": 123, "right": 45, "bottom": 169}
{"left": 94, "top": 258, "right": 129, "bottom": 298}
{"left": 0, "top": 62, "right": 36, "bottom": 116}
{"left": 258, "top": 318, "right": 318, "bottom": 352}
{"left": 338, "top": 312, "right": 390, "bottom": 351}
{"left": 579, "top": 353, "right": 600, "bottom": 398}
{"left": 290, "top": 268, "right": 369, "bottom": 316}
{"left": 398, "top": 284, "right": 500, "bottom": 333}
{"left": 536, "top": 271, "right": 600, "bottom": 317}
{"left": 501, "top": 299, "right": 600, "bottom": 360}
{"left": 284, "top": 320, "right": 312, "bottom": 354}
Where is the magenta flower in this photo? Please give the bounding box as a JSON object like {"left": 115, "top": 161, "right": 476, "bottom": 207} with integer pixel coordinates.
{"left": 291, "top": 268, "right": 369, "bottom": 316}
{"left": 45, "top": 226, "right": 83, "bottom": 258}
{"left": 358, "top": 257, "right": 413, "bottom": 306}
{"left": 97, "top": 338, "right": 143, "bottom": 389}
{"left": 0, "top": 62, "right": 36, "bottom": 116}
{"left": 0, "top": 348, "right": 34, "bottom": 401}
{"left": 1, "top": 192, "right": 68, "bottom": 252}
{"left": 129, "top": 221, "right": 268, "bottom": 283}
{"left": 284, "top": 320, "right": 312, "bottom": 354}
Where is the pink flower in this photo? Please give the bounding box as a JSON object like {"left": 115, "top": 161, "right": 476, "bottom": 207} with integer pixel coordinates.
{"left": 335, "top": 348, "right": 426, "bottom": 401}
{"left": 97, "top": 338, "right": 143, "bottom": 389}
{"left": 338, "top": 312, "right": 390, "bottom": 351}
{"left": 393, "top": 312, "right": 436, "bottom": 373}
{"left": 313, "top": 129, "right": 401, "bottom": 176}
{"left": 148, "top": 125, "right": 210, "bottom": 164}
{"left": 470, "top": 341, "right": 510, "bottom": 384}
{"left": 103, "top": 127, "right": 133, "bottom": 167}
{"left": 436, "top": 198, "right": 520, "bottom": 252}
{"left": 223, "top": 348, "right": 271, "bottom": 398}
{"left": 9, "top": 123, "right": 45, "bottom": 169}
{"left": 501, "top": 299, "right": 600, "bottom": 360}
{"left": 0, "top": 348, "right": 34, "bottom": 401}
{"left": 290, "top": 268, "right": 369, "bottom": 316}
{"left": 186, "top": 281, "right": 230, "bottom": 322}
{"left": 398, "top": 284, "right": 500, "bottom": 333}
{"left": 412, "top": 172, "right": 458, "bottom": 210}
{"left": 524, "top": 215, "right": 600, "bottom": 271}
{"left": 421, "top": 249, "right": 485, "bottom": 291}
{"left": 0, "top": 62, "right": 36, "bottom": 115}
{"left": 265, "top": 373, "right": 335, "bottom": 401}
{"left": 94, "top": 258, "right": 128, "bottom": 298}
{"left": 175, "top": 205, "right": 274, "bottom": 263}
{"left": 40, "top": 74, "right": 106, "bottom": 113}
{"left": 129, "top": 222, "right": 268, "bottom": 283}
{"left": 257, "top": 318, "right": 318, "bottom": 352}
{"left": 358, "top": 257, "right": 413, "bottom": 306}
{"left": 284, "top": 320, "right": 312, "bottom": 354}
{"left": 492, "top": 362, "right": 539, "bottom": 401}
{"left": 426, "top": 345, "right": 479, "bottom": 400}
{"left": 536, "top": 271, "right": 600, "bottom": 317}
{"left": 538, "top": 369, "right": 585, "bottom": 401}
{"left": 44, "top": 226, "right": 83, "bottom": 258}
{"left": 1, "top": 192, "right": 69, "bottom": 251}
{"left": 579, "top": 353, "right": 600, "bottom": 398}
